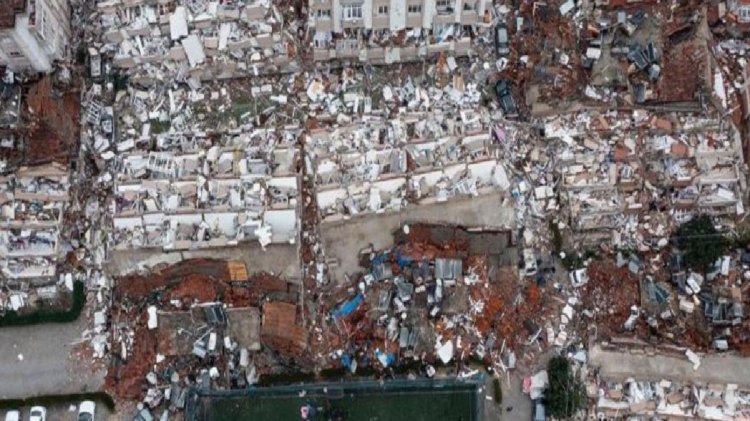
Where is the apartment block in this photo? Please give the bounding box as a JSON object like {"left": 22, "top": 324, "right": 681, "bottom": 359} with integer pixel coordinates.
{"left": 0, "top": 0, "right": 71, "bottom": 73}
{"left": 309, "top": 0, "right": 489, "bottom": 63}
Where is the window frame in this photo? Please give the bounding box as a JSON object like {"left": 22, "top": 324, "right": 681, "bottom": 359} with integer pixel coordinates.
{"left": 342, "top": 3, "right": 363, "bottom": 20}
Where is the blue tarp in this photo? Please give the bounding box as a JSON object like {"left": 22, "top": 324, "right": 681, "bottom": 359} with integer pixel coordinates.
{"left": 375, "top": 351, "right": 395, "bottom": 367}
{"left": 371, "top": 252, "right": 387, "bottom": 266}
{"left": 341, "top": 354, "right": 353, "bottom": 369}
{"left": 332, "top": 295, "right": 363, "bottom": 319}
{"left": 396, "top": 251, "right": 413, "bottom": 267}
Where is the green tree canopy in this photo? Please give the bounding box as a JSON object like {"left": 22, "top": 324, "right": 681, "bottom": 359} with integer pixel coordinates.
{"left": 674, "top": 214, "right": 727, "bottom": 272}
{"left": 546, "top": 356, "right": 586, "bottom": 419}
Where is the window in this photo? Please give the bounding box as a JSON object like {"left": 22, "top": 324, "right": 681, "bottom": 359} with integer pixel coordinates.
{"left": 436, "top": 0, "right": 453, "bottom": 14}
{"left": 316, "top": 9, "right": 331, "bottom": 19}
{"left": 407, "top": 4, "right": 422, "bottom": 14}
{"left": 741, "top": 7, "right": 750, "bottom": 21}
{"left": 313, "top": 31, "right": 332, "bottom": 48}
{"left": 336, "top": 39, "right": 358, "bottom": 52}
{"left": 377, "top": 5, "right": 388, "bottom": 15}
{"left": 342, "top": 3, "right": 363, "bottom": 20}
{"left": 463, "top": 1, "right": 475, "bottom": 11}
{"left": 8, "top": 51, "right": 22, "bottom": 57}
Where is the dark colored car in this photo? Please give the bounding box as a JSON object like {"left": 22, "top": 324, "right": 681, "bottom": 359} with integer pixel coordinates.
{"left": 495, "top": 79, "right": 518, "bottom": 117}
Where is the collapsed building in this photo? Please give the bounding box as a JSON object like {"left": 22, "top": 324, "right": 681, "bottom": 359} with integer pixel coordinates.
{"left": 307, "top": 107, "right": 508, "bottom": 222}
{"left": 96, "top": 0, "right": 301, "bottom": 80}
{"left": 110, "top": 126, "right": 299, "bottom": 251}
{"left": 0, "top": 163, "right": 69, "bottom": 281}
{"left": 23, "top": 0, "right": 750, "bottom": 417}
{"left": 544, "top": 111, "right": 747, "bottom": 248}
{"left": 86, "top": 0, "right": 306, "bottom": 254}
{"left": 0, "top": 74, "right": 81, "bottom": 316}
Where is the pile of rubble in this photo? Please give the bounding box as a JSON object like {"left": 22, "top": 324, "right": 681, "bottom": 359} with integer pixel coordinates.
{"left": 2, "top": 0, "right": 750, "bottom": 418}
{"left": 592, "top": 378, "right": 750, "bottom": 419}
{"left": 105, "top": 259, "right": 307, "bottom": 415}
{"left": 96, "top": 0, "right": 302, "bottom": 79}
{"left": 309, "top": 224, "right": 573, "bottom": 377}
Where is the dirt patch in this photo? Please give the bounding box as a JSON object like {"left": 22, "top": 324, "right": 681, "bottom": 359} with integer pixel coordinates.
{"left": 107, "top": 259, "right": 296, "bottom": 401}
{"left": 581, "top": 260, "right": 641, "bottom": 338}
{"left": 24, "top": 76, "right": 81, "bottom": 166}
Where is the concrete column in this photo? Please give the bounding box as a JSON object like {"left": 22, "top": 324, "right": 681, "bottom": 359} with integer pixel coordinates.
{"left": 422, "top": 0, "right": 434, "bottom": 29}
{"left": 390, "top": 0, "right": 406, "bottom": 31}
{"left": 363, "top": 0, "right": 373, "bottom": 29}
{"left": 333, "top": 0, "right": 342, "bottom": 33}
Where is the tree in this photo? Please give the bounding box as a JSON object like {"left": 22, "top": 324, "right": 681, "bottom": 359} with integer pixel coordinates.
{"left": 546, "top": 356, "right": 585, "bottom": 419}
{"left": 674, "top": 214, "right": 727, "bottom": 272}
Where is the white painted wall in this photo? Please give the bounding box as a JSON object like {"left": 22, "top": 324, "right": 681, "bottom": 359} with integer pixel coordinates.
{"left": 422, "top": 0, "right": 435, "bottom": 29}
{"left": 389, "top": 0, "right": 406, "bottom": 30}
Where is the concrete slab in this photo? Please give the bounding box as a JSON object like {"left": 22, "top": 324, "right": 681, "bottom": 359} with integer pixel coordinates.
{"left": 157, "top": 310, "right": 204, "bottom": 357}
{"left": 590, "top": 344, "right": 750, "bottom": 388}
{"left": 227, "top": 307, "right": 261, "bottom": 351}
{"left": 321, "top": 193, "right": 515, "bottom": 282}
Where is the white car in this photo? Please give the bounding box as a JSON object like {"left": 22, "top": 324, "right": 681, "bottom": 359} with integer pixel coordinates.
{"left": 4, "top": 410, "right": 20, "bottom": 421}
{"left": 77, "top": 401, "right": 95, "bottom": 421}
{"left": 28, "top": 407, "right": 46, "bottom": 421}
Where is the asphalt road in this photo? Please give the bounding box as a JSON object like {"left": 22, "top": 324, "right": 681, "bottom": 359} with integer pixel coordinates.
{"left": 0, "top": 314, "right": 105, "bottom": 399}
{"left": 484, "top": 373, "right": 532, "bottom": 421}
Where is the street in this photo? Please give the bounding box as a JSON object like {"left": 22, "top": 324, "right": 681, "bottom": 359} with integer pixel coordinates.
{"left": 0, "top": 314, "right": 105, "bottom": 399}
{"left": 590, "top": 344, "right": 750, "bottom": 387}
{"left": 484, "top": 373, "right": 532, "bottom": 421}
{"left": 0, "top": 402, "right": 111, "bottom": 421}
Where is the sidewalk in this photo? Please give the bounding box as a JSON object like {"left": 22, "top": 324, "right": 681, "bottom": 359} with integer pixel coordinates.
{"left": 590, "top": 344, "right": 750, "bottom": 388}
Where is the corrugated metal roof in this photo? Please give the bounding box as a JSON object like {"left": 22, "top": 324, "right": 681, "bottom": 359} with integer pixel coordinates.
{"left": 435, "top": 258, "right": 462, "bottom": 280}
{"left": 261, "top": 301, "right": 308, "bottom": 355}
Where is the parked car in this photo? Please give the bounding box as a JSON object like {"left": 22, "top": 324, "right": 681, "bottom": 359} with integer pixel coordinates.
{"left": 494, "top": 23, "right": 510, "bottom": 56}
{"left": 133, "top": 408, "right": 153, "bottom": 421}
{"left": 28, "top": 407, "right": 46, "bottom": 421}
{"left": 494, "top": 79, "right": 518, "bottom": 117}
{"left": 78, "top": 401, "right": 96, "bottom": 421}
{"left": 4, "top": 410, "right": 20, "bottom": 421}
{"left": 533, "top": 398, "right": 546, "bottom": 421}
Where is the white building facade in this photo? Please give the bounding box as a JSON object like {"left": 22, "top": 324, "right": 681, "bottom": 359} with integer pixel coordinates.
{"left": 309, "top": 0, "right": 489, "bottom": 62}
{"left": 0, "top": 0, "right": 70, "bottom": 73}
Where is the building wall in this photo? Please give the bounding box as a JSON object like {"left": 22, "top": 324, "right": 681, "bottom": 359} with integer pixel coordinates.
{"left": 36, "top": 0, "right": 71, "bottom": 59}
{"left": 311, "top": 0, "right": 488, "bottom": 32}
{"left": 736, "top": 4, "right": 750, "bottom": 22}
{"left": 309, "top": 0, "right": 489, "bottom": 62}
{"left": 0, "top": 0, "right": 70, "bottom": 73}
